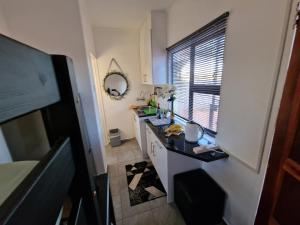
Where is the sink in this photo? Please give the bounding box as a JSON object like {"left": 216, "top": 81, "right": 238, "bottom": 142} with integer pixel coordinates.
{"left": 143, "top": 107, "right": 157, "bottom": 115}
{"left": 149, "top": 117, "right": 170, "bottom": 126}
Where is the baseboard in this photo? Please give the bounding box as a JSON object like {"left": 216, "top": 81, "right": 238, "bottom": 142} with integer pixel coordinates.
{"left": 121, "top": 137, "right": 135, "bottom": 141}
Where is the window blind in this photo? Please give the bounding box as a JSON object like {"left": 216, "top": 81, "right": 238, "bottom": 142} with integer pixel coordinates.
{"left": 167, "top": 12, "right": 229, "bottom": 134}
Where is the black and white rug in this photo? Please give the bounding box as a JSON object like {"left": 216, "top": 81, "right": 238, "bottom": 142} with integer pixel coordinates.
{"left": 125, "top": 161, "right": 167, "bottom": 206}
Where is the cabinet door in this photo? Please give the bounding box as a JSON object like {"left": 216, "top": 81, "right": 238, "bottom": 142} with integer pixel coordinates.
{"left": 153, "top": 141, "right": 160, "bottom": 175}
{"left": 145, "top": 127, "right": 168, "bottom": 191}
{"left": 146, "top": 127, "right": 154, "bottom": 162}
{"left": 146, "top": 126, "right": 151, "bottom": 157}
{"left": 140, "top": 17, "right": 152, "bottom": 85}
{"left": 154, "top": 140, "right": 168, "bottom": 191}
{"left": 134, "top": 114, "right": 142, "bottom": 150}
{"left": 144, "top": 26, "right": 152, "bottom": 84}
{"left": 132, "top": 112, "right": 137, "bottom": 138}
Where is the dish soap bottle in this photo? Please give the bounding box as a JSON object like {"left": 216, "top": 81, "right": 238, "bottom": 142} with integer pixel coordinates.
{"left": 157, "top": 103, "right": 161, "bottom": 119}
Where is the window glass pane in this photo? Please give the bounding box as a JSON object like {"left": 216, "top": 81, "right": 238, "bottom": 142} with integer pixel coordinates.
{"left": 192, "top": 93, "right": 220, "bottom": 132}
{"left": 194, "top": 35, "right": 225, "bottom": 86}
{"left": 172, "top": 47, "right": 191, "bottom": 119}
{"left": 168, "top": 14, "right": 228, "bottom": 133}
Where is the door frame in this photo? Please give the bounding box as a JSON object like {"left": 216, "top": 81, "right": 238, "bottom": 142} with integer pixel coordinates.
{"left": 89, "top": 53, "right": 109, "bottom": 145}
{"left": 255, "top": 1, "right": 300, "bottom": 224}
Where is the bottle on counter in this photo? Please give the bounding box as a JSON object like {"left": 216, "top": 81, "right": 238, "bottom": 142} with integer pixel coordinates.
{"left": 157, "top": 103, "right": 161, "bottom": 119}
{"left": 170, "top": 111, "right": 175, "bottom": 124}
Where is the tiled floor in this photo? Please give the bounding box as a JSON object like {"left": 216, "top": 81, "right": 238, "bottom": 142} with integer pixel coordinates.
{"left": 105, "top": 139, "right": 186, "bottom": 225}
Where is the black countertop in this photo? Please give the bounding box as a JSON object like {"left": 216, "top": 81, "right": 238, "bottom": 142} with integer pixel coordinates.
{"left": 145, "top": 120, "right": 229, "bottom": 162}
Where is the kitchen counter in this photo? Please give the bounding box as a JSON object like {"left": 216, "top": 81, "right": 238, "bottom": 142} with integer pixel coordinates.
{"left": 145, "top": 120, "right": 229, "bottom": 162}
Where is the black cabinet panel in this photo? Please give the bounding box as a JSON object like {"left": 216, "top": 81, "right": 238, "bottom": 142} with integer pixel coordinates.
{"left": 0, "top": 35, "right": 60, "bottom": 123}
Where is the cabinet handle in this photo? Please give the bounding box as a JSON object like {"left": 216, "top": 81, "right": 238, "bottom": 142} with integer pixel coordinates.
{"left": 152, "top": 143, "right": 156, "bottom": 157}
{"left": 151, "top": 142, "right": 154, "bottom": 156}
{"left": 157, "top": 142, "right": 164, "bottom": 150}
{"left": 155, "top": 141, "right": 162, "bottom": 150}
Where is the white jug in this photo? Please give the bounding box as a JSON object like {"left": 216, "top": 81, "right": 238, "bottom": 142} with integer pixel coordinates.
{"left": 185, "top": 121, "right": 204, "bottom": 143}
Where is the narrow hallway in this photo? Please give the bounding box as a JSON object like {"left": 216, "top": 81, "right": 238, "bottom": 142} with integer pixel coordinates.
{"left": 105, "top": 139, "right": 186, "bottom": 225}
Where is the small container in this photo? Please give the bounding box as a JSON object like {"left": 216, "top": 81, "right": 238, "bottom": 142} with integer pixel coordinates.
{"left": 109, "top": 129, "right": 121, "bottom": 147}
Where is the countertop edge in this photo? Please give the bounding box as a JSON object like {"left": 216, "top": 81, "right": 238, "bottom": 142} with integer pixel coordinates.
{"left": 145, "top": 121, "right": 229, "bottom": 162}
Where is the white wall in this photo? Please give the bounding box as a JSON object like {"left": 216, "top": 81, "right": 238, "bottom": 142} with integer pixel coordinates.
{"left": 0, "top": 3, "right": 9, "bottom": 36}
{"left": 93, "top": 27, "right": 153, "bottom": 141}
{"left": 167, "top": 0, "right": 293, "bottom": 224}
{"left": 169, "top": 0, "right": 289, "bottom": 171}
{"left": 0, "top": 8, "right": 52, "bottom": 165}
{"left": 0, "top": 0, "right": 105, "bottom": 173}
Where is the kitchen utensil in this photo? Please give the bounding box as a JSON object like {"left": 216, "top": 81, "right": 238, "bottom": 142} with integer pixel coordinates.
{"left": 185, "top": 121, "right": 204, "bottom": 143}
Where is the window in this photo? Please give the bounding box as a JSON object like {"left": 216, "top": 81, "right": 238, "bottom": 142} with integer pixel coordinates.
{"left": 167, "top": 13, "right": 229, "bottom": 134}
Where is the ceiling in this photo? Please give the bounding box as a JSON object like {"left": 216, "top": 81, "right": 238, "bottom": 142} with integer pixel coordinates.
{"left": 86, "top": 0, "right": 174, "bottom": 29}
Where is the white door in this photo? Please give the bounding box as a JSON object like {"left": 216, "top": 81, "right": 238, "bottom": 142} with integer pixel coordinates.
{"left": 90, "top": 53, "right": 108, "bottom": 145}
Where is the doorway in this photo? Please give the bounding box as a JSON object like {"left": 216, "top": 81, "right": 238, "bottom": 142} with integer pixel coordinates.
{"left": 255, "top": 2, "right": 300, "bottom": 225}
{"left": 89, "top": 53, "right": 109, "bottom": 145}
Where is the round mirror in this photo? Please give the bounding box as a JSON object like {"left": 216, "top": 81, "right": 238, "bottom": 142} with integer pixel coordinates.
{"left": 103, "top": 72, "right": 129, "bottom": 100}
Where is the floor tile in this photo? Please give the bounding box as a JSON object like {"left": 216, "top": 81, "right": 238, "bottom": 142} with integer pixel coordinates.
{"left": 109, "top": 176, "right": 121, "bottom": 197}
{"left": 107, "top": 164, "right": 120, "bottom": 178}
{"left": 151, "top": 204, "right": 186, "bottom": 225}
{"left": 116, "top": 220, "right": 123, "bottom": 225}
{"left": 118, "top": 174, "right": 128, "bottom": 193}
{"left": 147, "top": 196, "right": 167, "bottom": 209}
{"left": 118, "top": 163, "right": 127, "bottom": 177}
{"left": 123, "top": 211, "right": 156, "bottom": 225}
{"left": 112, "top": 195, "right": 122, "bottom": 221}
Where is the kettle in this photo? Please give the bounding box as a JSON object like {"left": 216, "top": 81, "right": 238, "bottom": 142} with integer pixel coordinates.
{"left": 185, "top": 121, "right": 204, "bottom": 143}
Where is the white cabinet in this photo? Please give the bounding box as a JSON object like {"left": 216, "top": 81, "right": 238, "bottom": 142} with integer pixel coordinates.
{"left": 153, "top": 140, "right": 168, "bottom": 190}
{"left": 139, "top": 11, "right": 167, "bottom": 85}
{"left": 146, "top": 125, "right": 168, "bottom": 191}
{"left": 146, "top": 124, "right": 202, "bottom": 203}
{"left": 132, "top": 111, "right": 156, "bottom": 156}
{"left": 140, "top": 17, "right": 152, "bottom": 84}
{"left": 132, "top": 112, "right": 142, "bottom": 150}
{"left": 146, "top": 126, "right": 154, "bottom": 162}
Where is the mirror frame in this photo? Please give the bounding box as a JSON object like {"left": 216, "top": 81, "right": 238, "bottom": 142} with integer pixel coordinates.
{"left": 103, "top": 71, "right": 129, "bottom": 100}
